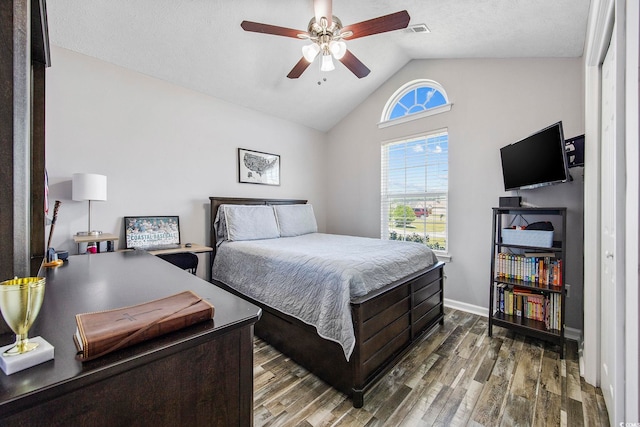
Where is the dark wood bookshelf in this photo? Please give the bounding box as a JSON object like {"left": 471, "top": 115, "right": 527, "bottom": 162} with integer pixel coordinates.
{"left": 493, "top": 277, "right": 564, "bottom": 293}
{"left": 494, "top": 242, "right": 563, "bottom": 252}
{"left": 488, "top": 207, "right": 567, "bottom": 358}
{"left": 492, "top": 311, "right": 560, "bottom": 335}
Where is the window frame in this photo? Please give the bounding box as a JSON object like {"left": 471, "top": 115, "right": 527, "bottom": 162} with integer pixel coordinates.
{"left": 380, "top": 129, "right": 450, "bottom": 257}
{"left": 378, "top": 79, "right": 452, "bottom": 129}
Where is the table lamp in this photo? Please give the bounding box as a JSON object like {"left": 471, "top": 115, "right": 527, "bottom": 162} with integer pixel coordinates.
{"left": 72, "top": 173, "right": 107, "bottom": 236}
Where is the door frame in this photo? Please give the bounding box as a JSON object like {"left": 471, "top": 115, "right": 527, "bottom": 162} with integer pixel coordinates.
{"left": 584, "top": 0, "right": 640, "bottom": 423}
{"left": 623, "top": 0, "right": 640, "bottom": 419}
{"left": 583, "top": 0, "right": 614, "bottom": 388}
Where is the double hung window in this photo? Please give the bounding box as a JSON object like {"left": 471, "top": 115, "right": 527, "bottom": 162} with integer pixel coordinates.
{"left": 381, "top": 131, "right": 448, "bottom": 252}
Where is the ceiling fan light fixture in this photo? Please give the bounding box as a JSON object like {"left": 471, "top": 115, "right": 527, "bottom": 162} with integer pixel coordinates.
{"left": 241, "top": 5, "right": 410, "bottom": 79}
{"left": 329, "top": 40, "right": 346, "bottom": 59}
{"left": 320, "top": 53, "right": 335, "bottom": 71}
{"left": 302, "top": 43, "right": 321, "bottom": 62}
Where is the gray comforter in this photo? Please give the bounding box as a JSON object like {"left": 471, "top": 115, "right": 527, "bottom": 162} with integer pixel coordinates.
{"left": 211, "top": 233, "right": 438, "bottom": 360}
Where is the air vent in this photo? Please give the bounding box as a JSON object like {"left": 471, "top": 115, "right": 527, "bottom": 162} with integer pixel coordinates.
{"left": 405, "top": 23, "right": 430, "bottom": 33}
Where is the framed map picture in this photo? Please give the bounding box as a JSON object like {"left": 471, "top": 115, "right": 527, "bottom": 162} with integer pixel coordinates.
{"left": 238, "top": 148, "right": 280, "bottom": 186}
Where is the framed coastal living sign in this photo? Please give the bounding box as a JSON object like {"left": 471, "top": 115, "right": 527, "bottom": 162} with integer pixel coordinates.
{"left": 238, "top": 148, "right": 280, "bottom": 186}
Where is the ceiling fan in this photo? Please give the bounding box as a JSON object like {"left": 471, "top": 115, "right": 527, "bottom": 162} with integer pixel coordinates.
{"left": 240, "top": 0, "right": 410, "bottom": 79}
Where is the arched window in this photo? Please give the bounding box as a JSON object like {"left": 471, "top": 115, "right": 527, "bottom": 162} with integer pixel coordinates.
{"left": 379, "top": 79, "right": 452, "bottom": 128}
{"left": 380, "top": 79, "right": 451, "bottom": 257}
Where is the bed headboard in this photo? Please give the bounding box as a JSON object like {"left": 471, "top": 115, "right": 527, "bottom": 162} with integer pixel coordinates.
{"left": 209, "top": 197, "right": 308, "bottom": 259}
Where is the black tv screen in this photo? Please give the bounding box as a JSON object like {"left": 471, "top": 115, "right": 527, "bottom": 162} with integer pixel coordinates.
{"left": 500, "top": 121, "right": 569, "bottom": 191}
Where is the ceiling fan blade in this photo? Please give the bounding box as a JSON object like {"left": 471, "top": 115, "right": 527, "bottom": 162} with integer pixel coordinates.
{"left": 338, "top": 50, "right": 370, "bottom": 78}
{"left": 287, "top": 57, "right": 312, "bottom": 79}
{"left": 241, "top": 21, "right": 306, "bottom": 39}
{"left": 314, "top": 0, "right": 332, "bottom": 26}
{"left": 341, "top": 10, "right": 410, "bottom": 40}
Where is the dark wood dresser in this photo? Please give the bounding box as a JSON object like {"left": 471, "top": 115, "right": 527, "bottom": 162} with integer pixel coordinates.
{"left": 0, "top": 251, "right": 261, "bottom": 426}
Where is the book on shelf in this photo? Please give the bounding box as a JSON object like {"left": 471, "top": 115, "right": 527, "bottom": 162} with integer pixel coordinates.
{"left": 495, "top": 252, "right": 562, "bottom": 287}
{"left": 74, "top": 290, "right": 215, "bottom": 362}
{"left": 495, "top": 284, "right": 561, "bottom": 328}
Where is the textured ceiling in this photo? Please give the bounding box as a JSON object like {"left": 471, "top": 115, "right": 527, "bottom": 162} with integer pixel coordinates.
{"left": 46, "top": 0, "right": 591, "bottom": 131}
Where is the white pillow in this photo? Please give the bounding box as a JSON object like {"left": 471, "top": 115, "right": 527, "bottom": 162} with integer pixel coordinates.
{"left": 213, "top": 206, "right": 229, "bottom": 244}
{"left": 223, "top": 205, "right": 280, "bottom": 241}
{"left": 274, "top": 204, "right": 318, "bottom": 237}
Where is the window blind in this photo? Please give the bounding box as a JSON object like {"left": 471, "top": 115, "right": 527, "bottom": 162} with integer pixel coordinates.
{"left": 381, "top": 130, "right": 449, "bottom": 252}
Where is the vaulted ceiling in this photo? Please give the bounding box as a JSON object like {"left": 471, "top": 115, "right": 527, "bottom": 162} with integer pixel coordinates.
{"left": 46, "top": 0, "right": 591, "bottom": 131}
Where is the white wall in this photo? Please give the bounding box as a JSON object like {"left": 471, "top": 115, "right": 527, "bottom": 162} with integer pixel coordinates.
{"left": 325, "top": 58, "right": 585, "bottom": 330}
{"left": 45, "top": 46, "right": 327, "bottom": 278}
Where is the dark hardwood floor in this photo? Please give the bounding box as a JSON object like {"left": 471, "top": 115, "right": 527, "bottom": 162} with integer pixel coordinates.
{"left": 253, "top": 308, "right": 609, "bottom": 426}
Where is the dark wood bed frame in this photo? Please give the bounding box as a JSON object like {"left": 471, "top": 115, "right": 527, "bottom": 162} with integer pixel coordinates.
{"left": 209, "top": 197, "right": 445, "bottom": 408}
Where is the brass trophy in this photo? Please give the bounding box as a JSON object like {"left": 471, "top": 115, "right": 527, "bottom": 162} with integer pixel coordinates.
{"left": 0, "top": 277, "right": 46, "bottom": 356}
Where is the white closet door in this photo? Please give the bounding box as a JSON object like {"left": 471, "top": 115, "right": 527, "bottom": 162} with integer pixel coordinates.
{"left": 600, "top": 23, "right": 625, "bottom": 425}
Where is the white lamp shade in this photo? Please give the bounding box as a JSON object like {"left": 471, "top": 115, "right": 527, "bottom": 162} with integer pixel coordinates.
{"left": 320, "top": 53, "right": 335, "bottom": 71}
{"left": 302, "top": 43, "right": 320, "bottom": 62}
{"left": 72, "top": 173, "right": 107, "bottom": 201}
{"left": 329, "top": 40, "right": 346, "bottom": 59}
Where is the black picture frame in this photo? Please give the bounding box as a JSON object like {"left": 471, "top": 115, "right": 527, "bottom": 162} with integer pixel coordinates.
{"left": 238, "top": 148, "right": 280, "bottom": 186}
{"left": 123, "top": 216, "right": 181, "bottom": 249}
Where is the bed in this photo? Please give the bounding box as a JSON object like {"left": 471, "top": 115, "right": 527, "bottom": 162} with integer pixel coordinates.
{"left": 209, "top": 197, "right": 445, "bottom": 408}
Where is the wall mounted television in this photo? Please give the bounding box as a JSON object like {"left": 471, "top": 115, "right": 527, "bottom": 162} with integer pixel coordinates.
{"left": 500, "top": 121, "right": 570, "bottom": 191}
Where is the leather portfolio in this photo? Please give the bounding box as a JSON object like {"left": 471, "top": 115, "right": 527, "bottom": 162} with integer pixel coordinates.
{"left": 74, "top": 290, "right": 214, "bottom": 362}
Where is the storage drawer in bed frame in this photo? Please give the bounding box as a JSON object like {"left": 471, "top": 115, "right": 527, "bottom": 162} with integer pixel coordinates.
{"left": 351, "top": 264, "right": 444, "bottom": 404}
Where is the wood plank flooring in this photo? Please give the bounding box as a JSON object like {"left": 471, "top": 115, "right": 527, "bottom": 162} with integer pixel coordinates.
{"left": 253, "top": 308, "right": 609, "bottom": 426}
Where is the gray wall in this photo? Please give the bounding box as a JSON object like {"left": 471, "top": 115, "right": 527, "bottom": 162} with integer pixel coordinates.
{"left": 325, "top": 58, "right": 585, "bottom": 331}
{"left": 45, "top": 46, "right": 328, "bottom": 278}
{"left": 44, "top": 48, "right": 586, "bottom": 331}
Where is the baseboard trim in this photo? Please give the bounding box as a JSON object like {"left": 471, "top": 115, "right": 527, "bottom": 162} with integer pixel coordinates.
{"left": 443, "top": 299, "right": 488, "bottom": 317}
{"left": 578, "top": 338, "right": 585, "bottom": 377}
{"left": 444, "top": 298, "right": 584, "bottom": 344}
{"left": 565, "top": 326, "right": 582, "bottom": 343}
